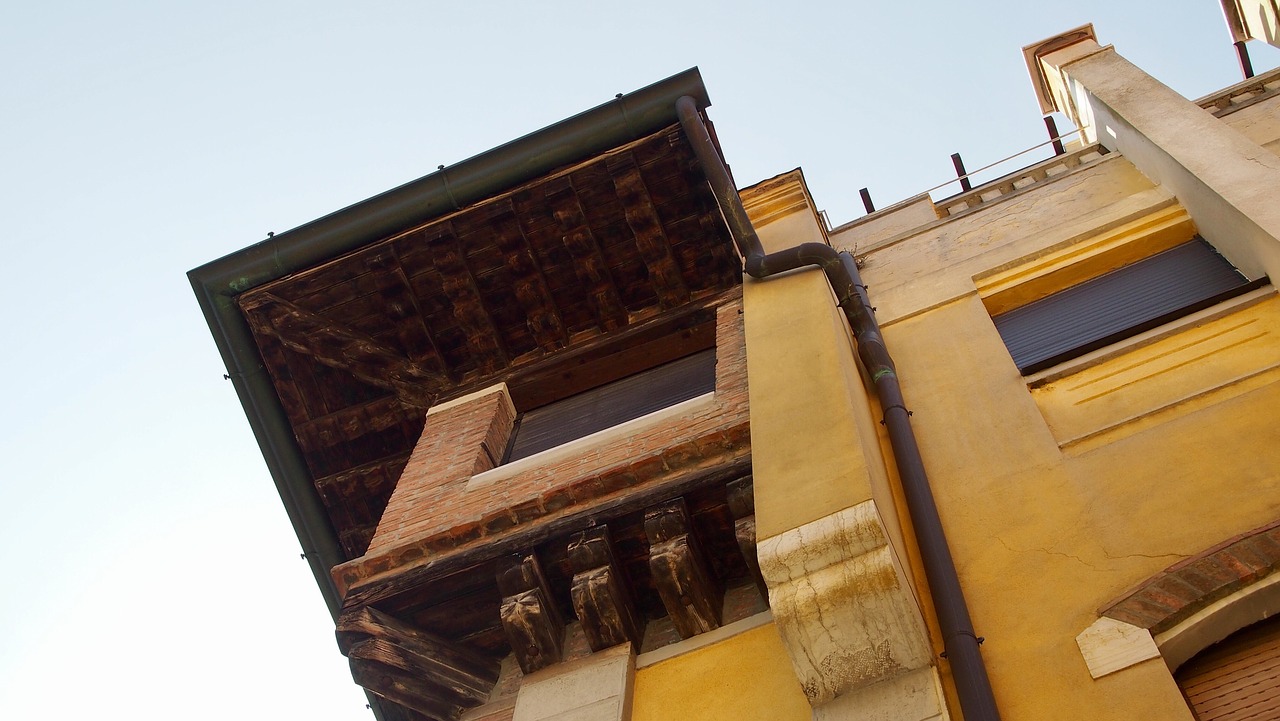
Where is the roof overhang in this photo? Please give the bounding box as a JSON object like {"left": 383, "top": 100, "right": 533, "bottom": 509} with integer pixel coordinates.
{"left": 188, "top": 68, "right": 730, "bottom": 618}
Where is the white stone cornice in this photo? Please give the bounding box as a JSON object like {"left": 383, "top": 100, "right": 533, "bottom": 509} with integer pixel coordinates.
{"left": 758, "top": 500, "right": 934, "bottom": 705}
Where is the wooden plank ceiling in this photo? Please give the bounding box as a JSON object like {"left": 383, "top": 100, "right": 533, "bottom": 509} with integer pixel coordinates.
{"left": 236, "top": 123, "right": 740, "bottom": 559}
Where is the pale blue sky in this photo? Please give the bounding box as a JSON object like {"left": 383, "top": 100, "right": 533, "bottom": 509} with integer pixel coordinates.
{"left": 1, "top": 2, "right": 1275, "bottom": 719}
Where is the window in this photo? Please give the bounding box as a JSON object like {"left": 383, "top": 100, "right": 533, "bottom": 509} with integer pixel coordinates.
{"left": 503, "top": 348, "right": 717, "bottom": 462}
{"left": 992, "top": 237, "right": 1263, "bottom": 375}
{"left": 1176, "top": 614, "right": 1280, "bottom": 720}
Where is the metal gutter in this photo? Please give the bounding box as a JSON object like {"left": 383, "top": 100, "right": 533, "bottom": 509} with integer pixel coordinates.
{"left": 677, "top": 95, "right": 1001, "bottom": 720}
{"left": 187, "top": 68, "right": 713, "bottom": 621}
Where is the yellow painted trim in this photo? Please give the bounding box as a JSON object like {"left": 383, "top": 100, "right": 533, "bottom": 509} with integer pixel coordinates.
{"left": 976, "top": 204, "right": 1196, "bottom": 315}
{"left": 632, "top": 623, "right": 810, "bottom": 721}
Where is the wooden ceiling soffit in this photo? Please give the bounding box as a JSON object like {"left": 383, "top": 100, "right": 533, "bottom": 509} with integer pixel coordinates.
{"left": 239, "top": 291, "right": 444, "bottom": 408}
{"left": 425, "top": 222, "right": 510, "bottom": 375}
{"left": 443, "top": 285, "right": 734, "bottom": 411}
{"left": 608, "top": 154, "right": 691, "bottom": 308}
{"left": 495, "top": 198, "right": 569, "bottom": 353}
{"left": 543, "top": 176, "right": 630, "bottom": 332}
{"left": 362, "top": 249, "right": 450, "bottom": 378}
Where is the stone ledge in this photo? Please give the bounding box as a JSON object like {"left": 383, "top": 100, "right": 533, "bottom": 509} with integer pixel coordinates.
{"left": 1075, "top": 617, "right": 1160, "bottom": 679}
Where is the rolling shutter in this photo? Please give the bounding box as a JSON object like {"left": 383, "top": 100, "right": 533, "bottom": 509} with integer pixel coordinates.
{"left": 1176, "top": 614, "right": 1280, "bottom": 720}
{"left": 505, "top": 348, "right": 716, "bottom": 462}
{"left": 993, "top": 238, "right": 1256, "bottom": 374}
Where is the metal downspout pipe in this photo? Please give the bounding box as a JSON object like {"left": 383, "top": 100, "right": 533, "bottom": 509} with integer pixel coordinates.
{"left": 676, "top": 96, "right": 1000, "bottom": 721}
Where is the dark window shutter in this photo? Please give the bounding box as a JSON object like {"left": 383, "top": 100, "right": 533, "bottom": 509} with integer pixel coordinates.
{"left": 993, "top": 238, "right": 1256, "bottom": 374}
{"left": 505, "top": 349, "right": 717, "bottom": 462}
{"left": 1176, "top": 614, "right": 1280, "bottom": 720}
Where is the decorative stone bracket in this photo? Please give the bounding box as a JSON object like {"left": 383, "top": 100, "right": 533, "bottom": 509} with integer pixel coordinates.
{"left": 757, "top": 499, "right": 934, "bottom": 705}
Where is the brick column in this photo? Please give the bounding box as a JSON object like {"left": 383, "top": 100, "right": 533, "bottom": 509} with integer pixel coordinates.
{"left": 367, "top": 383, "right": 516, "bottom": 556}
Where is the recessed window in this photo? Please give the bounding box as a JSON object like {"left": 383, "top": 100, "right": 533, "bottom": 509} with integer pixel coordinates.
{"left": 993, "top": 238, "right": 1263, "bottom": 374}
{"left": 1176, "top": 613, "right": 1280, "bottom": 720}
{"left": 504, "top": 349, "right": 716, "bottom": 462}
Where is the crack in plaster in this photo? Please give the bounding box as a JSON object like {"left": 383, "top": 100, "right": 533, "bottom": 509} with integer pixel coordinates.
{"left": 1099, "top": 548, "right": 1184, "bottom": 563}
{"left": 994, "top": 536, "right": 1184, "bottom": 572}
{"left": 994, "top": 535, "right": 1101, "bottom": 571}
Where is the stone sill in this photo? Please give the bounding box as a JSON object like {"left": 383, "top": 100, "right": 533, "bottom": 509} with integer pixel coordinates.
{"left": 466, "top": 391, "right": 718, "bottom": 492}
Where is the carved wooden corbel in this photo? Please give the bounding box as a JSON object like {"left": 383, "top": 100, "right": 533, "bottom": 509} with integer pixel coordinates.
{"left": 726, "top": 476, "right": 768, "bottom": 600}
{"left": 497, "top": 552, "right": 564, "bottom": 673}
{"left": 569, "top": 526, "right": 643, "bottom": 652}
{"left": 645, "top": 498, "right": 723, "bottom": 638}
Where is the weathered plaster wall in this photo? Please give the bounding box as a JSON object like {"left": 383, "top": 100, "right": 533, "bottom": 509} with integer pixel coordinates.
{"left": 631, "top": 623, "right": 810, "bottom": 721}
{"left": 819, "top": 119, "right": 1280, "bottom": 716}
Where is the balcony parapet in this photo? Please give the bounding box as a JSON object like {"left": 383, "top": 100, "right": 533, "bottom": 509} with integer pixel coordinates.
{"left": 1196, "top": 65, "right": 1280, "bottom": 117}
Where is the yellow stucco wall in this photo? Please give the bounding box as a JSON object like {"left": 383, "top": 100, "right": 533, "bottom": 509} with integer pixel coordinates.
{"left": 631, "top": 623, "right": 811, "bottom": 721}
{"left": 745, "top": 120, "right": 1280, "bottom": 717}
{"left": 880, "top": 293, "right": 1279, "bottom": 719}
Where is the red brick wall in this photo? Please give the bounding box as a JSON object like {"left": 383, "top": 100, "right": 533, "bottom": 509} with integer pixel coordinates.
{"left": 334, "top": 293, "right": 750, "bottom": 596}
{"left": 366, "top": 384, "right": 516, "bottom": 554}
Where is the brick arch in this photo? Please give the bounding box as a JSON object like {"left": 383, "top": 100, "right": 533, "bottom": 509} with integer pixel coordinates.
{"left": 1101, "top": 519, "right": 1280, "bottom": 636}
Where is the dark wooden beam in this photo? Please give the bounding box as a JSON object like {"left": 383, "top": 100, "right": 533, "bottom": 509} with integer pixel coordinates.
{"left": 496, "top": 552, "right": 564, "bottom": 673}
{"left": 497, "top": 198, "right": 568, "bottom": 354}
{"left": 350, "top": 658, "right": 465, "bottom": 721}
{"left": 362, "top": 248, "right": 452, "bottom": 380}
{"left": 544, "top": 179, "right": 629, "bottom": 331}
{"left": 337, "top": 606, "right": 499, "bottom": 704}
{"left": 726, "top": 476, "right": 767, "bottom": 600}
{"left": 314, "top": 451, "right": 411, "bottom": 506}
{"left": 425, "top": 223, "right": 508, "bottom": 376}
{"left": 569, "top": 526, "right": 643, "bottom": 652}
{"left": 645, "top": 498, "right": 723, "bottom": 638}
{"left": 295, "top": 396, "right": 421, "bottom": 458}
{"left": 239, "top": 292, "right": 442, "bottom": 408}
{"left": 609, "top": 157, "right": 691, "bottom": 308}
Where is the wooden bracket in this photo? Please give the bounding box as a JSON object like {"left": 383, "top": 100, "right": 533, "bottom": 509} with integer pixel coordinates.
{"left": 497, "top": 552, "right": 565, "bottom": 673}
{"left": 727, "top": 476, "right": 768, "bottom": 600}
{"left": 645, "top": 498, "right": 723, "bottom": 638}
{"left": 349, "top": 658, "right": 463, "bottom": 721}
{"left": 337, "top": 606, "right": 499, "bottom": 720}
{"left": 568, "top": 526, "right": 644, "bottom": 652}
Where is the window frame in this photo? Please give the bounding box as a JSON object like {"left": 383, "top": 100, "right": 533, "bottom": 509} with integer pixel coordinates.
{"left": 502, "top": 347, "right": 718, "bottom": 463}
{"left": 990, "top": 236, "right": 1264, "bottom": 375}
